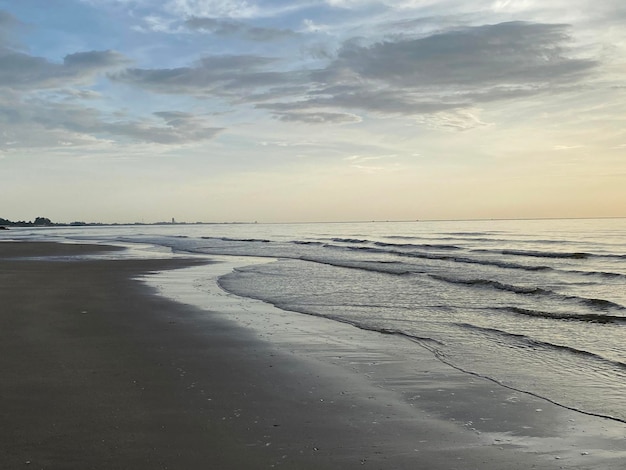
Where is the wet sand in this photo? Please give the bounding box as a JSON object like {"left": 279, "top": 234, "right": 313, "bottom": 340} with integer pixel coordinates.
{"left": 1, "top": 242, "right": 624, "bottom": 469}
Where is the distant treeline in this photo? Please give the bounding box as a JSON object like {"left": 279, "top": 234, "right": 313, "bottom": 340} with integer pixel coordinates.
{"left": 0, "top": 217, "right": 94, "bottom": 227}
{"left": 1, "top": 217, "right": 55, "bottom": 227}
{"left": 1, "top": 217, "right": 254, "bottom": 228}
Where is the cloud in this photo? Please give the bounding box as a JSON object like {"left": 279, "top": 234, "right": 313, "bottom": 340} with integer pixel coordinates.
{"left": 325, "top": 22, "right": 595, "bottom": 88}
{"left": 260, "top": 140, "right": 318, "bottom": 147}
{"left": 345, "top": 153, "right": 396, "bottom": 162}
{"left": 0, "top": 49, "right": 130, "bottom": 89}
{"left": 165, "top": 0, "right": 261, "bottom": 19}
{"left": 110, "top": 54, "right": 290, "bottom": 97}
{"left": 0, "top": 7, "right": 219, "bottom": 148}
{"left": 255, "top": 87, "right": 463, "bottom": 118}
{"left": 1, "top": 8, "right": 130, "bottom": 89}
{"left": 0, "top": 92, "right": 222, "bottom": 149}
{"left": 553, "top": 144, "right": 584, "bottom": 150}
{"left": 56, "top": 89, "right": 103, "bottom": 100}
{"left": 112, "top": 21, "right": 598, "bottom": 124}
{"left": 0, "top": 95, "right": 103, "bottom": 150}
{"left": 273, "top": 110, "right": 361, "bottom": 124}
{"left": 164, "top": 0, "right": 313, "bottom": 20}
{"left": 0, "top": 9, "right": 20, "bottom": 36}
{"left": 64, "top": 50, "right": 130, "bottom": 69}
{"left": 297, "top": 21, "right": 597, "bottom": 117}
{"left": 104, "top": 111, "right": 224, "bottom": 144}
{"left": 415, "top": 109, "right": 492, "bottom": 131}
{"left": 185, "top": 16, "right": 297, "bottom": 41}
{"left": 133, "top": 15, "right": 179, "bottom": 33}
{"left": 345, "top": 153, "right": 401, "bottom": 173}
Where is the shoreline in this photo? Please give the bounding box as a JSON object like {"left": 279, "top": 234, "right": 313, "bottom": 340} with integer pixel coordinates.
{"left": 2, "top": 241, "right": 625, "bottom": 469}
{"left": 145, "top": 257, "right": 626, "bottom": 463}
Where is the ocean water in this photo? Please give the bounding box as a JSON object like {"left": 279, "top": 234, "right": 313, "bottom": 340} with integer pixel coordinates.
{"left": 8, "top": 218, "right": 626, "bottom": 423}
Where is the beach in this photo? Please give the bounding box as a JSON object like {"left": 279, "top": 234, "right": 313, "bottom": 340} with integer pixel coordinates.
{"left": 1, "top": 241, "right": 624, "bottom": 469}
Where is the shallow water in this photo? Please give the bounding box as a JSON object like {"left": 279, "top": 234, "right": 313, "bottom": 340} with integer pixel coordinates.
{"left": 9, "top": 218, "right": 626, "bottom": 422}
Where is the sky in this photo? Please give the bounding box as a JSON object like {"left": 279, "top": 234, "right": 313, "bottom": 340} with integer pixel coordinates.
{"left": 0, "top": 0, "right": 625, "bottom": 223}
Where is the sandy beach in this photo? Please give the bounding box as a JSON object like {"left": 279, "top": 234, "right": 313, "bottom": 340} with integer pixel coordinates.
{"left": 1, "top": 241, "right": 624, "bottom": 469}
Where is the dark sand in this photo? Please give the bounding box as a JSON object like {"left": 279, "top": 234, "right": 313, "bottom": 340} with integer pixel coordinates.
{"left": 1, "top": 242, "right": 624, "bottom": 469}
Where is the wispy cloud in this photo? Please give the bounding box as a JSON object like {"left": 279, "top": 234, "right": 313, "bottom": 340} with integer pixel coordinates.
{"left": 0, "top": 93, "right": 222, "bottom": 150}
{"left": 0, "top": 49, "right": 130, "bottom": 89}
{"left": 185, "top": 16, "right": 297, "bottom": 41}
{"left": 553, "top": 144, "right": 584, "bottom": 150}
{"left": 110, "top": 54, "right": 289, "bottom": 98}
{"left": 416, "top": 109, "right": 491, "bottom": 131}
{"left": 111, "top": 21, "right": 597, "bottom": 124}
{"left": 165, "top": 0, "right": 261, "bottom": 19}
{"left": 273, "top": 110, "right": 361, "bottom": 124}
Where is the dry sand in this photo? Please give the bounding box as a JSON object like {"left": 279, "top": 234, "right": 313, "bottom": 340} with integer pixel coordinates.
{"left": 1, "top": 242, "right": 624, "bottom": 469}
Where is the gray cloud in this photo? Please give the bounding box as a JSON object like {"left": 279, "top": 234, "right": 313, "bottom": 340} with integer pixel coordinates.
{"left": 111, "top": 21, "right": 599, "bottom": 123}
{"left": 102, "top": 112, "right": 224, "bottom": 144}
{"left": 0, "top": 9, "right": 129, "bottom": 90}
{"left": 257, "top": 88, "right": 463, "bottom": 115}
{"left": 0, "top": 9, "right": 19, "bottom": 34}
{"left": 0, "top": 94, "right": 222, "bottom": 149}
{"left": 0, "top": 9, "right": 23, "bottom": 48}
{"left": 111, "top": 54, "right": 289, "bottom": 96}
{"left": 185, "top": 16, "right": 297, "bottom": 41}
{"left": 273, "top": 110, "right": 361, "bottom": 124}
{"left": 56, "top": 89, "right": 103, "bottom": 100}
{"left": 323, "top": 22, "right": 596, "bottom": 88}
{"left": 286, "top": 21, "right": 597, "bottom": 118}
{"left": 0, "top": 49, "right": 130, "bottom": 89}
{"left": 64, "top": 50, "right": 129, "bottom": 69}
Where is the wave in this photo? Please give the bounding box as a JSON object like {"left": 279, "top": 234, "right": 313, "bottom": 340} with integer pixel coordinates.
{"left": 499, "top": 249, "right": 590, "bottom": 259}
{"left": 582, "top": 298, "right": 626, "bottom": 311}
{"left": 222, "top": 247, "right": 626, "bottom": 315}
{"left": 302, "top": 249, "right": 549, "bottom": 279}
{"left": 431, "top": 274, "right": 550, "bottom": 295}
{"left": 201, "top": 236, "right": 271, "bottom": 243}
{"left": 444, "top": 232, "right": 499, "bottom": 236}
{"left": 454, "top": 322, "right": 626, "bottom": 371}
{"left": 321, "top": 237, "right": 617, "bottom": 263}
{"left": 335, "top": 243, "right": 624, "bottom": 279}
{"left": 373, "top": 241, "right": 461, "bottom": 251}
{"left": 571, "top": 269, "right": 626, "bottom": 279}
{"left": 430, "top": 274, "right": 626, "bottom": 311}
{"left": 499, "top": 306, "right": 626, "bottom": 324}
{"left": 306, "top": 256, "right": 615, "bottom": 304}
{"left": 400, "top": 250, "right": 553, "bottom": 272}
{"left": 497, "top": 248, "right": 626, "bottom": 260}
{"left": 330, "top": 237, "right": 369, "bottom": 244}
{"left": 299, "top": 256, "right": 416, "bottom": 276}
{"left": 216, "top": 276, "right": 444, "bottom": 347}
{"left": 320, "top": 242, "right": 553, "bottom": 272}
{"left": 437, "top": 255, "right": 551, "bottom": 272}
{"left": 321, "top": 238, "right": 462, "bottom": 251}
{"left": 315, "top": 245, "right": 626, "bottom": 293}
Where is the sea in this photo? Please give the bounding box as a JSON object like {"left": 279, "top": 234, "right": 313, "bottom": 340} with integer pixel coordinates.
{"left": 6, "top": 218, "right": 626, "bottom": 424}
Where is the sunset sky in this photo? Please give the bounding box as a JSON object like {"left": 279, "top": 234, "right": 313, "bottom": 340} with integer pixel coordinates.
{"left": 1, "top": 0, "right": 625, "bottom": 223}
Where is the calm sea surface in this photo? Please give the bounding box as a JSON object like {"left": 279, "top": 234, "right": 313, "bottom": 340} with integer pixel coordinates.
{"left": 8, "top": 218, "right": 626, "bottom": 423}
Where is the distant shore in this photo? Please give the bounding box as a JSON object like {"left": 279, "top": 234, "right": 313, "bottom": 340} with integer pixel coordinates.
{"left": 0, "top": 219, "right": 258, "bottom": 228}
{"left": 1, "top": 241, "right": 624, "bottom": 469}
{"left": 2, "top": 216, "right": 625, "bottom": 230}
